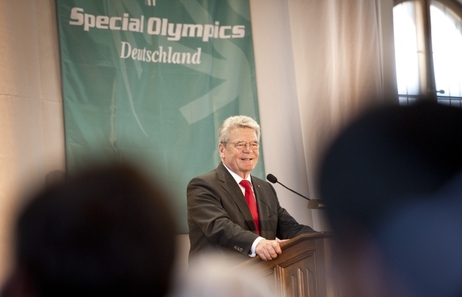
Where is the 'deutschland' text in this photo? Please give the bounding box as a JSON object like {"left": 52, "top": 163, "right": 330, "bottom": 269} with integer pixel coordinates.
{"left": 120, "top": 42, "right": 202, "bottom": 64}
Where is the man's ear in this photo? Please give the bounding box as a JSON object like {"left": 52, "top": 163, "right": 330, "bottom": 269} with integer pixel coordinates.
{"left": 1, "top": 267, "right": 38, "bottom": 297}
{"left": 218, "top": 143, "right": 225, "bottom": 157}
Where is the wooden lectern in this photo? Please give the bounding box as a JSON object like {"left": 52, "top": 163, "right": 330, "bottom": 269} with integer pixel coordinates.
{"left": 237, "top": 232, "right": 336, "bottom": 297}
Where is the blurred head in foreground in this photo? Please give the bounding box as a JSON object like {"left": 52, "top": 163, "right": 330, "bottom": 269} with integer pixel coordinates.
{"left": 170, "top": 252, "right": 276, "bottom": 297}
{"left": 318, "top": 100, "right": 462, "bottom": 297}
{"left": 2, "top": 162, "right": 177, "bottom": 297}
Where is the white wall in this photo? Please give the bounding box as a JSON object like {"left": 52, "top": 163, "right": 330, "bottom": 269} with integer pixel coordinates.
{"left": 0, "top": 0, "right": 65, "bottom": 281}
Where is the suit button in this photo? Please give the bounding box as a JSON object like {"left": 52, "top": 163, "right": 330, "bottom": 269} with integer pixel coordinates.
{"left": 234, "top": 246, "right": 243, "bottom": 252}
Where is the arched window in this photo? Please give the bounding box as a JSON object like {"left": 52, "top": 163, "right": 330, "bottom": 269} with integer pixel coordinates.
{"left": 394, "top": 0, "right": 462, "bottom": 106}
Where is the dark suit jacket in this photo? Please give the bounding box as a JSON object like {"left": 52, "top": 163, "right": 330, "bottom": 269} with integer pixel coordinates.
{"left": 187, "top": 163, "right": 315, "bottom": 260}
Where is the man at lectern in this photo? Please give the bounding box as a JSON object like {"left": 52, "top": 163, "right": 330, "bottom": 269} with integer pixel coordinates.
{"left": 187, "top": 115, "right": 315, "bottom": 262}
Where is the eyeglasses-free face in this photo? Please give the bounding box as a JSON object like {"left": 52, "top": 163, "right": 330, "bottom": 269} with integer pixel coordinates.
{"left": 219, "top": 127, "right": 259, "bottom": 179}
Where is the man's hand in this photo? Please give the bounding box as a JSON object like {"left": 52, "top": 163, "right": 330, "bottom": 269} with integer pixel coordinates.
{"left": 255, "top": 239, "right": 283, "bottom": 261}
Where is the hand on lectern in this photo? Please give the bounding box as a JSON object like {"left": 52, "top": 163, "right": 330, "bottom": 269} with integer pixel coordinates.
{"left": 255, "top": 239, "right": 282, "bottom": 261}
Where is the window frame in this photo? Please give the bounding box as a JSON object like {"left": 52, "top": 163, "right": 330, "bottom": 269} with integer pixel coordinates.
{"left": 393, "top": 0, "right": 462, "bottom": 104}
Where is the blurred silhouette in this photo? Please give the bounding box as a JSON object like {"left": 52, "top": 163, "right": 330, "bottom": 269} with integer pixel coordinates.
{"left": 1, "top": 162, "right": 177, "bottom": 297}
{"left": 318, "top": 100, "right": 462, "bottom": 297}
{"left": 169, "top": 252, "right": 276, "bottom": 297}
{"left": 44, "top": 170, "right": 66, "bottom": 187}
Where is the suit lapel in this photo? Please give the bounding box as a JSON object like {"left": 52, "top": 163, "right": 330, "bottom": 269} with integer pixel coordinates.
{"left": 251, "top": 177, "right": 272, "bottom": 238}
{"left": 216, "top": 163, "right": 258, "bottom": 233}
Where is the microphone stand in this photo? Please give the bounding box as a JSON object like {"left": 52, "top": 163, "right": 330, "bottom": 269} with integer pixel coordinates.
{"left": 267, "top": 174, "right": 325, "bottom": 209}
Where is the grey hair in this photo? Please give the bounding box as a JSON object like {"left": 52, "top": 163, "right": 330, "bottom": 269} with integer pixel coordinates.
{"left": 218, "top": 115, "right": 260, "bottom": 144}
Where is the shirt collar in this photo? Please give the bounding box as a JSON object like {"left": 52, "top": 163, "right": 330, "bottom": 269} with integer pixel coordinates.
{"left": 222, "top": 163, "right": 252, "bottom": 185}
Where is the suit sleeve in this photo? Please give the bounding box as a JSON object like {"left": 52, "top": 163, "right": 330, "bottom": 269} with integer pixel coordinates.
{"left": 187, "top": 176, "right": 259, "bottom": 256}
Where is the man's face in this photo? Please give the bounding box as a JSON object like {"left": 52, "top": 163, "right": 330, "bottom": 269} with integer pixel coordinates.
{"left": 219, "top": 127, "right": 259, "bottom": 179}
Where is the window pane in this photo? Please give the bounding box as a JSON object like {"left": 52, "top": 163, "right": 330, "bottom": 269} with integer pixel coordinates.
{"left": 394, "top": 2, "right": 420, "bottom": 104}
{"left": 431, "top": 3, "right": 462, "bottom": 106}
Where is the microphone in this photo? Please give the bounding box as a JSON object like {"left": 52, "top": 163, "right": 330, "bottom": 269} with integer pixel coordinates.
{"left": 266, "top": 173, "right": 325, "bottom": 209}
{"left": 266, "top": 173, "right": 310, "bottom": 201}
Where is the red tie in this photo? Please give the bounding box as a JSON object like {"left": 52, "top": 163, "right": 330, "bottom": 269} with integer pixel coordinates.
{"left": 239, "top": 180, "right": 260, "bottom": 235}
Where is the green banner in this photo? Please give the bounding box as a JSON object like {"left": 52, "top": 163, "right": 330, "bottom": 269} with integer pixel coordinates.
{"left": 56, "top": 0, "right": 263, "bottom": 232}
